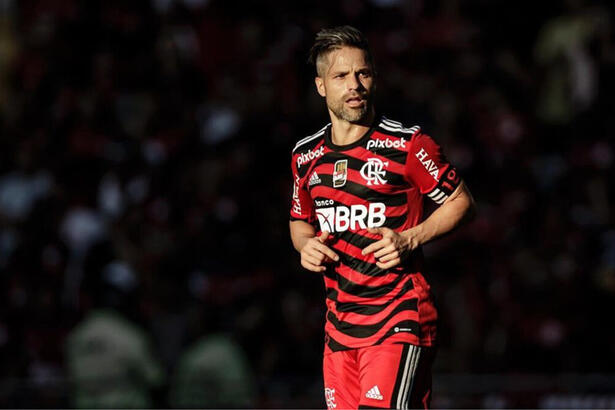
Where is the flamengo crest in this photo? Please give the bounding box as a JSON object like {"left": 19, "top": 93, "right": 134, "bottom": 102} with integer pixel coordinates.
{"left": 325, "top": 387, "right": 336, "bottom": 409}
{"left": 360, "top": 158, "right": 388, "bottom": 186}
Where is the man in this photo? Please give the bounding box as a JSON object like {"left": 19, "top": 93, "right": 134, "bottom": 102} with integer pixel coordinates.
{"left": 289, "top": 26, "right": 475, "bottom": 409}
{"left": 66, "top": 261, "right": 164, "bottom": 408}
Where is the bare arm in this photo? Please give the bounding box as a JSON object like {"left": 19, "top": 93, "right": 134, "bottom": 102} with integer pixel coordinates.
{"left": 363, "top": 181, "right": 476, "bottom": 269}
{"left": 406, "top": 180, "right": 476, "bottom": 248}
{"left": 290, "top": 220, "right": 339, "bottom": 272}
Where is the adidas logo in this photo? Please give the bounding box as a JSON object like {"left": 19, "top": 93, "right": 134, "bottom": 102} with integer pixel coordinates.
{"left": 365, "top": 385, "right": 383, "bottom": 400}
{"left": 309, "top": 172, "right": 321, "bottom": 186}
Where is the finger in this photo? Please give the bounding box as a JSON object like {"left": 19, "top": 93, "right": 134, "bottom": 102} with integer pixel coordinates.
{"left": 315, "top": 242, "right": 339, "bottom": 261}
{"left": 377, "top": 250, "right": 400, "bottom": 263}
{"left": 373, "top": 245, "right": 396, "bottom": 259}
{"left": 367, "top": 227, "right": 392, "bottom": 236}
{"left": 302, "top": 260, "right": 326, "bottom": 272}
{"left": 367, "top": 227, "right": 384, "bottom": 236}
{"left": 303, "top": 253, "right": 324, "bottom": 267}
{"left": 376, "top": 258, "right": 400, "bottom": 270}
{"left": 305, "top": 248, "right": 330, "bottom": 265}
{"left": 304, "top": 260, "right": 326, "bottom": 273}
{"left": 318, "top": 231, "right": 330, "bottom": 243}
{"left": 362, "top": 239, "right": 387, "bottom": 256}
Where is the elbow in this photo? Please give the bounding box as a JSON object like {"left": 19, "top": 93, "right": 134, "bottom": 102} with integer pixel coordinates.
{"left": 463, "top": 195, "right": 477, "bottom": 224}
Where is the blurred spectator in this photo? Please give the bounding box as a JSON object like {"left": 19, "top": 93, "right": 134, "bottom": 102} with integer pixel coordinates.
{"left": 65, "top": 266, "right": 164, "bottom": 408}
{"left": 169, "top": 333, "right": 256, "bottom": 408}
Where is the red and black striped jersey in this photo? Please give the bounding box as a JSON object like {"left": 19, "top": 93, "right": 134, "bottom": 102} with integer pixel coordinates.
{"left": 290, "top": 116, "right": 462, "bottom": 353}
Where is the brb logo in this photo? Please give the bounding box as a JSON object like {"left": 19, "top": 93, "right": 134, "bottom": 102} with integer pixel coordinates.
{"left": 360, "top": 158, "right": 389, "bottom": 186}
{"left": 297, "top": 146, "right": 324, "bottom": 168}
{"left": 316, "top": 203, "right": 386, "bottom": 233}
{"left": 366, "top": 137, "right": 406, "bottom": 150}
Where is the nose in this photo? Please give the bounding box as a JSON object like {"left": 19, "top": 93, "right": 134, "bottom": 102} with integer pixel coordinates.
{"left": 347, "top": 72, "right": 362, "bottom": 91}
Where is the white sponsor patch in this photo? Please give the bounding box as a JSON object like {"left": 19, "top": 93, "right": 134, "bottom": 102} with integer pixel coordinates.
{"left": 315, "top": 203, "right": 386, "bottom": 233}
{"left": 394, "top": 326, "right": 414, "bottom": 333}
{"left": 415, "top": 147, "right": 440, "bottom": 180}
{"left": 297, "top": 146, "right": 324, "bottom": 168}
{"left": 366, "top": 137, "right": 406, "bottom": 150}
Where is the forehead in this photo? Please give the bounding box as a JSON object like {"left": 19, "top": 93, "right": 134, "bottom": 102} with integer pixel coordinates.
{"left": 324, "top": 47, "right": 370, "bottom": 73}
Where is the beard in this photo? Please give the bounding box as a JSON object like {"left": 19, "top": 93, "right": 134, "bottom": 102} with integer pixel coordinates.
{"left": 327, "top": 93, "right": 373, "bottom": 124}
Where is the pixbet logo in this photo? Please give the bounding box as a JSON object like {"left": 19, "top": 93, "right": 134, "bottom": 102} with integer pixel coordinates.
{"left": 366, "top": 137, "right": 406, "bottom": 150}
{"left": 297, "top": 146, "right": 324, "bottom": 168}
{"left": 360, "top": 158, "right": 388, "bottom": 186}
{"left": 316, "top": 203, "right": 386, "bottom": 233}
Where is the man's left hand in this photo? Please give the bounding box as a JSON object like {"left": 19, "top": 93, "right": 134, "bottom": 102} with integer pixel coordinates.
{"left": 361, "top": 226, "right": 421, "bottom": 269}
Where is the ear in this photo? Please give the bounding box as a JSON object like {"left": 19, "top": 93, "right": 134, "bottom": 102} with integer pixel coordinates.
{"left": 315, "top": 77, "right": 326, "bottom": 97}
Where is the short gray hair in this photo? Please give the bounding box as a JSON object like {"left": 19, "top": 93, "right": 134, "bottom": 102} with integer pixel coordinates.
{"left": 308, "top": 25, "right": 375, "bottom": 77}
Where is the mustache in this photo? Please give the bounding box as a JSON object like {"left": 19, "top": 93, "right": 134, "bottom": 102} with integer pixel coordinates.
{"left": 344, "top": 91, "right": 369, "bottom": 100}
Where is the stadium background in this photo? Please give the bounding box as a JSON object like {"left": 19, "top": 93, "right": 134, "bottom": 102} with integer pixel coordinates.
{"left": 0, "top": 0, "right": 614, "bottom": 408}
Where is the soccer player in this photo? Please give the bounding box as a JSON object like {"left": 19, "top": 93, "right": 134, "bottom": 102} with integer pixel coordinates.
{"left": 289, "top": 26, "right": 476, "bottom": 409}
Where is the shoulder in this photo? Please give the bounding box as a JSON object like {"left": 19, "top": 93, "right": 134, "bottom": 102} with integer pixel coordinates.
{"left": 375, "top": 116, "right": 421, "bottom": 140}
{"left": 367, "top": 116, "right": 422, "bottom": 153}
{"left": 292, "top": 123, "right": 330, "bottom": 154}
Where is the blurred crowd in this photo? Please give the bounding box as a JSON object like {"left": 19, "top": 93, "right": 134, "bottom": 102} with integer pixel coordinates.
{"left": 0, "top": 0, "right": 613, "bottom": 407}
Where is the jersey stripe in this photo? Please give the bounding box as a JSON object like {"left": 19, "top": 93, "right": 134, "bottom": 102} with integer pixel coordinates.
{"left": 326, "top": 334, "right": 351, "bottom": 351}
{"left": 314, "top": 152, "right": 408, "bottom": 179}
{"left": 334, "top": 248, "right": 389, "bottom": 277}
{"left": 311, "top": 182, "right": 408, "bottom": 207}
{"left": 326, "top": 299, "right": 419, "bottom": 338}
{"left": 323, "top": 270, "right": 404, "bottom": 299}
{"left": 327, "top": 316, "right": 420, "bottom": 347}
{"left": 331, "top": 297, "right": 419, "bottom": 327}
{"left": 327, "top": 278, "right": 414, "bottom": 315}
{"left": 293, "top": 124, "right": 329, "bottom": 152}
{"left": 325, "top": 273, "right": 413, "bottom": 304}
{"left": 381, "top": 118, "right": 421, "bottom": 134}
{"left": 375, "top": 320, "right": 420, "bottom": 346}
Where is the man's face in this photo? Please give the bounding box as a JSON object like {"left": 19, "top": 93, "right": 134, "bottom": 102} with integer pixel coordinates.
{"left": 315, "top": 47, "right": 375, "bottom": 124}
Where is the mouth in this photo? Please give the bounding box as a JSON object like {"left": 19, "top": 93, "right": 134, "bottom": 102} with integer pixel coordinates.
{"left": 345, "top": 96, "right": 366, "bottom": 107}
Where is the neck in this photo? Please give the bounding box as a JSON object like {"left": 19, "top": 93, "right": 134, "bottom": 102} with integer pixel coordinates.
{"left": 329, "top": 108, "right": 375, "bottom": 146}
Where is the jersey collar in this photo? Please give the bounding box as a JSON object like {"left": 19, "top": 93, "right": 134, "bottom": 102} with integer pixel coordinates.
{"left": 324, "top": 115, "right": 380, "bottom": 152}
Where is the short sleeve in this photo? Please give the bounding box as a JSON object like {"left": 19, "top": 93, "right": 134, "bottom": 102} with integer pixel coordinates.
{"left": 405, "top": 131, "right": 461, "bottom": 205}
{"left": 290, "top": 154, "right": 315, "bottom": 222}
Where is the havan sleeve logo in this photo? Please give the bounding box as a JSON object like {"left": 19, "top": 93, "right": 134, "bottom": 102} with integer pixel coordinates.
{"left": 292, "top": 174, "right": 301, "bottom": 214}
{"left": 415, "top": 148, "right": 440, "bottom": 181}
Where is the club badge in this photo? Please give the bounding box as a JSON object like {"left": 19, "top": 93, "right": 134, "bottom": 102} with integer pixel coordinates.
{"left": 332, "top": 159, "right": 348, "bottom": 188}
{"left": 360, "top": 158, "right": 388, "bottom": 186}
